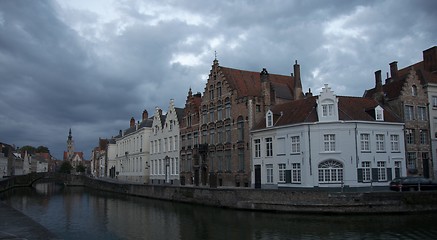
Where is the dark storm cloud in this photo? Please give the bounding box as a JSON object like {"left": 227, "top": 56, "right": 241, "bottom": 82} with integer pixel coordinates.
{"left": 0, "top": 0, "right": 436, "bottom": 159}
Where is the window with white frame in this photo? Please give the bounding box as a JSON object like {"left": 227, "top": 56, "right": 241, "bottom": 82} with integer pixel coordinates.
{"left": 318, "top": 160, "right": 343, "bottom": 183}
{"left": 278, "top": 163, "right": 286, "bottom": 183}
{"left": 376, "top": 134, "right": 385, "bottom": 152}
{"left": 323, "top": 134, "right": 335, "bottom": 152}
{"left": 292, "top": 163, "right": 301, "bottom": 183}
{"left": 390, "top": 134, "right": 399, "bottom": 152}
{"left": 291, "top": 136, "right": 300, "bottom": 154}
{"left": 377, "top": 161, "right": 387, "bottom": 181}
{"left": 360, "top": 133, "right": 370, "bottom": 152}
{"left": 417, "top": 106, "right": 427, "bottom": 121}
{"left": 266, "top": 164, "right": 273, "bottom": 184}
{"left": 266, "top": 137, "right": 273, "bottom": 157}
{"left": 361, "top": 161, "right": 371, "bottom": 182}
{"left": 254, "top": 139, "right": 261, "bottom": 158}
{"left": 322, "top": 103, "right": 334, "bottom": 117}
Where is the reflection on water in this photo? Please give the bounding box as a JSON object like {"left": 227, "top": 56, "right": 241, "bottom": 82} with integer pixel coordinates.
{"left": 1, "top": 182, "right": 437, "bottom": 240}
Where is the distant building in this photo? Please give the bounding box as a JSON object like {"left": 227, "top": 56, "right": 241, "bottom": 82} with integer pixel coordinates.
{"left": 91, "top": 138, "right": 109, "bottom": 177}
{"left": 149, "top": 99, "right": 183, "bottom": 185}
{"left": 114, "top": 110, "right": 153, "bottom": 183}
{"left": 251, "top": 84, "right": 406, "bottom": 188}
{"left": 63, "top": 129, "right": 85, "bottom": 169}
{"left": 364, "top": 46, "right": 436, "bottom": 179}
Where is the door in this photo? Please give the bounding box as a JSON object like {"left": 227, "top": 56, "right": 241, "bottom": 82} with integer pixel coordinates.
{"left": 255, "top": 165, "right": 261, "bottom": 188}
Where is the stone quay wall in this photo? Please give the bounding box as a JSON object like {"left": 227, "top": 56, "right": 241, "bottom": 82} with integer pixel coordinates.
{"left": 2, "top": 174, "right": 437, "bottom": 214}
{"left": 82, "top": 177, "right": 437, "bottom": 214}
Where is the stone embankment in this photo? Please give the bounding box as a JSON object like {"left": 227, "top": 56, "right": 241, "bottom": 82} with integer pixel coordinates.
{"left": 82, "top": 176, "right": 437, "bottom": 214}
{"left": 2, "top": 174, "right": 437, "bottom": 214}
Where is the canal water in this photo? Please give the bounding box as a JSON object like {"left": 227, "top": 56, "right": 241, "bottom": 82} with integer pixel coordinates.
{"left": 1, "top": 182, "right": 437, "bottom": 240}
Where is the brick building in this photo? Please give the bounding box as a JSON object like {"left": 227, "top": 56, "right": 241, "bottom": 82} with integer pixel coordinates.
{"left": 180, "top": 58, "right": 303, "bottom": 187}
{"left": 364, "top": 46, "right": 437, "bottom": 178}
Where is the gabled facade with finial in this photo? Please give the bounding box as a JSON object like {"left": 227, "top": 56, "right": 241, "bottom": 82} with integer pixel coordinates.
{"left": 114, "top": 109, "right": 153, "bottom": 183}
{"left": 180, "top": 88, "right": 202, "bottom": 185}
{"left": 251, "top": 84, "right": 405, "bottom": 188}
{"left": 364, "top": 46, "right": 436, "bottom": 179}
{"left": 149, "top": 99, "right": 183, "bottom": 185}
{"left": 179, "top": 58, "right": 303, "bottom": 187}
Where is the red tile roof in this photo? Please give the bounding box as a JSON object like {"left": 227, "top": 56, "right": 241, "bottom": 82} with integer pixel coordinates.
{"left": 219, "top": 66, "right": 297, "bottom": 99}
{"left": 253, "top": 96, "right": 401, "bottom": 130}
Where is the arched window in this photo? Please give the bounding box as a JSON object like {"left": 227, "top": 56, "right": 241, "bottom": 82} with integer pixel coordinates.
{"left": 318, "top": 160, "right": 343, "bottom": 183}
{"left": 412, "top": 85, "right": 417, "bottom": 96}
{"left": 266, "top": 111, "right": 273, "bottom": 127}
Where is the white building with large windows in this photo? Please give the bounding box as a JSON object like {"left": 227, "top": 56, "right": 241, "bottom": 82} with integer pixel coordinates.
{"left": 149, "top": 99, "right": 183, "bottom": 185}
{"left": 251, "top": 84, "right": 406, "bottom": 189}
{"left": 115, "top": 110, "right": 153, "bottom": 183}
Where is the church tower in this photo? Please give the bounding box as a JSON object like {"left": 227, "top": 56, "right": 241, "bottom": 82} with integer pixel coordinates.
{"left": 67, "top": 128, "right": 74, "bottom": 160}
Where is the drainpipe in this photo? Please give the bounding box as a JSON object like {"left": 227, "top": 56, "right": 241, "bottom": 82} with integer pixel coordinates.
{"left": 308, "top": 124, "right": 312, "bottom": 175}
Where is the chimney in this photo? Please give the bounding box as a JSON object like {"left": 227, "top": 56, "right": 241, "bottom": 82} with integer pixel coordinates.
{"left": 130, "top": 117, "right": 135, "bottom": 128}
{"left": 293, "top": 60, "right": 303, "bottom": 100}
{"left": 374, "top": 70, "right": 384, "bottom": 103}
{"left": 390, "top": 61, "right": 398, "bottom": 79}
{"left": 142, "top": 109, "right": 148, "bottom": 121}
{"left": 305, "top": 88, "right": 313, "bottom": 97}
{"left": 260, "top": 68, "right": 269, "bottom": 82}
{"left": 423, "top": 46, "right": 437, "bottom": 72}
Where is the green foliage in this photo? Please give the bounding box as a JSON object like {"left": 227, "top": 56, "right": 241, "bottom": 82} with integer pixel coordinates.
{"left": 20, "top": 145, "right": 36, "bottom": 153}
{"left": 59, "top": 161, "right": 73, "bottom": 173}
{"left": 76, "top": 164, "right": 86, "bottom": 173}
{"left": 36, "top": 146, "right": 50, "bottom": 153}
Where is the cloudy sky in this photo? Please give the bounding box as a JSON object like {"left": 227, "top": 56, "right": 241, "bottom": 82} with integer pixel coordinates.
{"left": 0, "top": 0, "right": 436, "bottom": 160}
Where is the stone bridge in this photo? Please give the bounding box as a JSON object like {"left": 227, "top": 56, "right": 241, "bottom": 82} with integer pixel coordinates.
{"left": 0, "top": 172, "right": 85, "bottom": 192}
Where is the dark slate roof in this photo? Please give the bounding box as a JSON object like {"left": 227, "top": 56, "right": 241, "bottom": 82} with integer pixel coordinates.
{"left": 219, "top": 66, "right": 300, "bottom": 99}
{"left": 253, "top": 96, "right": 401, "bottom": 130}
{"left": 175, "top": 107, "right": 184, "bottom": 125}
{"left": 364, "top": 61, "right": 437, "bottom": 100}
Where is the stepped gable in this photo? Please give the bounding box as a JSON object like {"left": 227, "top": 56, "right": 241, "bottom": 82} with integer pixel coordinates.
{"left": 219, "top": 66, "right": 296, "bottom": 99}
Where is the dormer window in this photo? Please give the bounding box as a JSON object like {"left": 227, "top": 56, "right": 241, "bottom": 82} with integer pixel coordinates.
{"left": 322, "top": 103, "right": 334, "bottom": 117}
{"left": 266, "top": 110, "right": 273, "bottom": 127}
{"left": 375, "top": 106, "right": 384, "bottom": 121}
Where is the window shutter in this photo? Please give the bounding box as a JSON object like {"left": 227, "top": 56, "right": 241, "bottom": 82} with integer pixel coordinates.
{"left": 285, "top": 170, "right": 291, "bottom": 183}
{"left": 386, "top": 168, "right": 392, "bottom": 181}
{"left": 372, "top": 168, "right": 378, "bottom": 182}
{"left": 357, "top": 169, "right": 363, "bottom": 183}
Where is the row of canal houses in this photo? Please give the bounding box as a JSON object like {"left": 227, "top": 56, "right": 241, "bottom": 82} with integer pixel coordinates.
{"left": 91, "top": 46, "right": 437, "bottom": 189}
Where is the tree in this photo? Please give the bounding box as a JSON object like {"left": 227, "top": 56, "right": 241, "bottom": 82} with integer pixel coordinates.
{"left": 36, "top": 146, "right": 50, "bottom": 153}
{"left": 59, "top": 161, "right": 73, "bottom": 174}
{"left": 20, "top": 145, "right": 36, "bottom": 153}
{"left": 76, "top": 164, "right": 86, "bottom": 173}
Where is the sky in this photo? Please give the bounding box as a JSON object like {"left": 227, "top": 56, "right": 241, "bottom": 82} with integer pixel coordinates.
{"left": 0, "top": 0, "right": 436, "bottom": 160}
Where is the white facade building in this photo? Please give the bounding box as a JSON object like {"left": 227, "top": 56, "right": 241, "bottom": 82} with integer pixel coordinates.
{"left": 251, "top": 84, "right": 406, "bottom": 189}
{"left": 149, "top": 100, "right": 183, "bottom": 185}
{"left": 115, "top": 110, "right": 152, "bottom": 183}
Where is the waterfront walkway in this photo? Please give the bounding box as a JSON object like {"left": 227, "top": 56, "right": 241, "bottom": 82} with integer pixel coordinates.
{"left": 0, "top": 202, "right": 59, "bottom": 240}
